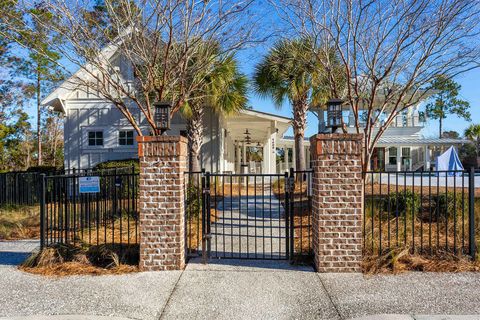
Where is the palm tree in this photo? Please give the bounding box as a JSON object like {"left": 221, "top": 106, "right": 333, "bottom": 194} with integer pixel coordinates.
{"left": 464, "top": 124, "right": 480, "bottom": 156}
{"left": 253, "top": 37, "right": 331, "bottom": 172}
{"left": 181, "top": 47, "right": 248, "bottom": 172}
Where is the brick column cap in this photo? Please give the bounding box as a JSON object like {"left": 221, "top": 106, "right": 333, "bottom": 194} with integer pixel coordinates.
{"left": 136, "top": 135, "right": 187, "bottom": 158}
{"left": 309, "top": 133, "right": 364, "bottom": 158}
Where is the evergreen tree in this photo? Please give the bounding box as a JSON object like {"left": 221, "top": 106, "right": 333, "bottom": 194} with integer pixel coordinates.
{"left": 16, "top": 2, "right": 64, "bottom": 166}
{"left": 426, "top": 75, "right": 470, "bottom": 139}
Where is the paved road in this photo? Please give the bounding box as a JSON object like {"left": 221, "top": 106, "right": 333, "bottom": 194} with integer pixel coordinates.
{"left": 211, "top": 193, "right": 286, "bottom": 259}
{"left": 0, "top": 240, "right": 39, "bottom": 267}
{"left": 1, "top": 240, "right": 480, "bottom": 320}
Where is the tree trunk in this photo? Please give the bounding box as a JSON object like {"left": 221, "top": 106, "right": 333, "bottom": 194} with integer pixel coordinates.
{"left": 187, "top": 106, "right": 204, "bottom": 173}
{"left": 477, "top": 136, "right": 480, "bottom": 157}
{"left": 36, "top": 70, "right": 42, "bottom": 166}
{"left": 293, "top": 99, "right": 308, "bottom": 172}
{"left": 439, "top": 118, "right": 443, "bottom": 139}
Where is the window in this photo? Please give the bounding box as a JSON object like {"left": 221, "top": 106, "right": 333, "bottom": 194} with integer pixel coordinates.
{"left": 402, "top": 147, "right": 411, "bottom": 167}
{"left": 388, "top": 147, "right": 397, "bottom": 165}
{"left": 88, "top": 131, "right": 103, "bottom": 146}
{"left": 119, "top": 130, "right": 134, "bottom": 146}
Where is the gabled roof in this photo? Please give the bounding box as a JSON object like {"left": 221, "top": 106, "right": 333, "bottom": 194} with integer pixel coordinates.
{"left": 240, "top": 109, "right": 292, "bottom": 123}
{"left": 41, "top": 28, "right": 133, "bottom": 112}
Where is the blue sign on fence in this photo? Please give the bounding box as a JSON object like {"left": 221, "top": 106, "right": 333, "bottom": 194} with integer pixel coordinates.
{"left": 79, "top": 176, "right": 100, "bottom": 193}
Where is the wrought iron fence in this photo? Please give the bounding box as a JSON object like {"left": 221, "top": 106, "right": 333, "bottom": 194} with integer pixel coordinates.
{"left": 40, "top": 171, "right": 139, "bottom": 251}
{"left": 0, "top": 172, "right": 43, "bottom": 206}
{"left": 364, "top": 169, "right": 477, "bottom": 260}
{"left": 0, "top": 167, "right": 136, "bottom": 207}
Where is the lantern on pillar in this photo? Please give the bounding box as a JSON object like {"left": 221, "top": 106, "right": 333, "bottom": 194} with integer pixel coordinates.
{"left": 326, "top": 99, "right": 343, "bottom": 133}
{"left": 154, "top": 101, "right": 172, "bottom": 135}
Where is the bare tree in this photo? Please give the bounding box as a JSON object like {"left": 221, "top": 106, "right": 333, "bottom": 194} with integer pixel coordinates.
{"left": 3, "top": 0, "right": 262, "bottom": 136}
{"left": 273, "top": 0, "right": 480, "bottom": 170}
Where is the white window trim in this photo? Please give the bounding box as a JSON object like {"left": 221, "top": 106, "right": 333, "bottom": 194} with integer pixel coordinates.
{"left": 85, "top": 129, "right": 105, "bottom": 149}
{"left": 117, "top": 129, "right": 136, "bottom": 148}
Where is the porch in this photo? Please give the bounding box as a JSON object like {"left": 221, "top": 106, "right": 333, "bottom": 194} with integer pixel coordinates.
{"left": 371, "top": 137, "right": 470, "bottom": 171}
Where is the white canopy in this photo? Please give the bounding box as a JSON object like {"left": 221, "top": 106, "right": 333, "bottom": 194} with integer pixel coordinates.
{"left": 435, "top": 146, "right": 464, "bottom": 176}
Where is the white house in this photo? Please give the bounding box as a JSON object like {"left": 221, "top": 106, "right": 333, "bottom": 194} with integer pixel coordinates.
{"left": 41, "top": 43, "right": 468, "bottom": 173}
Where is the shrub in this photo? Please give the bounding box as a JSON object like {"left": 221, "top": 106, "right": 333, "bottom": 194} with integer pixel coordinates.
{"left": 26, "top": 165, "right": 61, "bottom": 173}
{"left": 431, "top": 192, "right": 468, "bottom": 221}
{"left": 186, "top": 182, "right": 202, "bottom": 219}
{"left": 377, "top": 190, "right": 421, "bottom": 218}
{"left": 94, "top": 159, "right": 139, "bottom": 174}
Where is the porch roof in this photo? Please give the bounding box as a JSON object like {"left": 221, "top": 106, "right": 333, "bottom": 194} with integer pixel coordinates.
{"left": 224, "top": 109, "right": 292, "bottom": 145}
{"left": 377, "top": 136, "right": 470, "bottom": 146}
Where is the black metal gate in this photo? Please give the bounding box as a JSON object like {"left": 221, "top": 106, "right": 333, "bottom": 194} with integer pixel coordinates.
{"left": 185, "top": 170, "right": 313, "bottom": 262}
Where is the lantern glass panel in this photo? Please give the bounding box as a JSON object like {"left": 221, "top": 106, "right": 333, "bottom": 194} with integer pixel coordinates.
{"left": 154, "top": 102, "right": 172, "bottom": 132}
{"left": 327, "top": 102, "right": 342, "bottom": 128}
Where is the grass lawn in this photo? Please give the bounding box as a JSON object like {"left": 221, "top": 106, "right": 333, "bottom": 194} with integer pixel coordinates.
{"left": 0, "top": 205, "right": 40, "bottom": 240}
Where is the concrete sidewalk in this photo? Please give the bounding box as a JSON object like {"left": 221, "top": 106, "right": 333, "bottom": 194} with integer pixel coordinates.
{"left": 1, "top": 240, "right": 480, "bottom": 320}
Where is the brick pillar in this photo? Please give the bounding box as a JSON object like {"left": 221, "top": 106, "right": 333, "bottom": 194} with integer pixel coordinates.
{"left": 309, "top": 133, "right": 364, "bottom": 272}
{"left": 137, "top": 136, "right": 187, "bottom": 271}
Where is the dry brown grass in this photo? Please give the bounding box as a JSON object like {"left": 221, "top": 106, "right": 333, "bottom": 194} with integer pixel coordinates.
{"left": 363, "top": 247, "right": 480, "bottom": 274}
{"left": 76, "top": 217, "right": 138, "bottom": 246}
{"left": 0, "top": 205, "right": 40, "bottom": 240}
{"left": 365, "top": 183, "right": 478, "bottom": 197}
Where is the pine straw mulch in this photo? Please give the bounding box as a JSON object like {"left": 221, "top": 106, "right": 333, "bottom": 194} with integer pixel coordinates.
{"left": 19, "top": 243, "right": 139, "bottom": 277}
{"left": 363, "top": 247, "right": 480, "bottom": 274}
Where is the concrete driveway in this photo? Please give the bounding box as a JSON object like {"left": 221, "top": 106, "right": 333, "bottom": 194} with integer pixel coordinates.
{"left": 1, "top": 240, "right": 480, "bottom": 320}
{"left": 211, "top": 193, "right": 286, "bottom": 259}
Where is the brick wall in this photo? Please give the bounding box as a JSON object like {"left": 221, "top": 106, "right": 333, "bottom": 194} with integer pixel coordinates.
{"left": 137, "top": 135, "right": 187, "bottom": 271}
{"left": 309, "top": 133, "right": 364, "bottom": 272}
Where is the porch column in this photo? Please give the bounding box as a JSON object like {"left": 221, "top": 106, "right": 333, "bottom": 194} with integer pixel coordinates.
{"left": 269, "top": 122, "right": 277, "bottom": 174}
{"left": 425, "top": 145, "right": 431, "bottom": 170}
{"left": 262, "top": 138, "right": 270, "bottom": 174}
{"left": 136, "top": 136, "right": 187, "bottom": 271}
{"left": 397, "top": 146, "right": 402, "bottom": 171}
{"left": 242, "top": 142, "right": 247, "bottom": 173}
{"left": 305, "top": 146, "right": 310, "bottom": 169}
{"left": 284, "top": 147, "right": 289, "bottom": 171}
{"left": 309, "top": 133, "right": 363, "bottom": 272}
{"left": 235, "top": 143, "right": 241, "bottom": 173}
{"left": 292, "top": 143, "right": 297, "bottom": 170}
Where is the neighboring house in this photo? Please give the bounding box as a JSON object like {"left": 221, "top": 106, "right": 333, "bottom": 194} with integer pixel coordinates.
{"left": 41, "top": 44, "right": 468, "bottom": 173}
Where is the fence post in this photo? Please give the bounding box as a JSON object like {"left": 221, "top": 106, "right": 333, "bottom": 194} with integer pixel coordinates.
{"left": 289, "top": 168, "right": 295, "bottom": 260}
{"left": 136, "top": 136, "right": 187, "bottom": 271}
{"left": 469, "top": 167, "right": 476, "bottom": 260}
{"left": 40, "top": 174, "right": 46, "bottom": 249}
{"left": 284, "top": 171, "right": 290, "bottom": 260}
{"left": 309, "top": 133, "right": 364, "bottom": 272}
